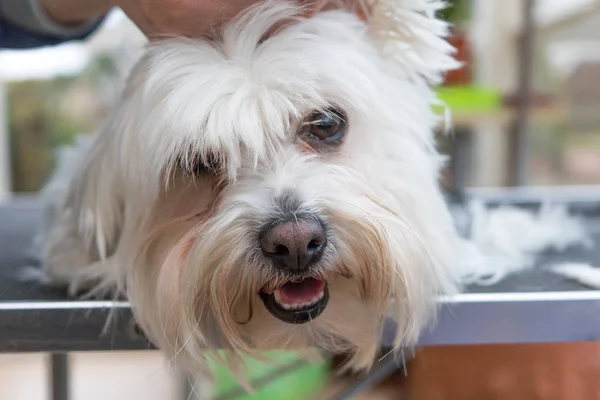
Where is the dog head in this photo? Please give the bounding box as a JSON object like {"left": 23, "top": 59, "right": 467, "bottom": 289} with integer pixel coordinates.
{"left": 75, "top": 0, "right": 460, "bottom": 376}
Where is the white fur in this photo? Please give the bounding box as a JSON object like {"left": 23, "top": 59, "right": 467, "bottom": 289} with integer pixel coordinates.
{"left": 36, "top": 0, "right": 460, "bottom": 383}
{"left": 456, "top": 201, "right": 593, "bottom": 285}
{"left": 552, "top": 263, "right": 600, "bottom": 288}
{"left": 31, "top": 135, "right": 96, "bottom": 260}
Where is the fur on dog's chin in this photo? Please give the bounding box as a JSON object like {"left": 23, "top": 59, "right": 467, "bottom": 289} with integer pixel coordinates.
{"left": 259, "top": 278, "right": 329, "bottom": 324}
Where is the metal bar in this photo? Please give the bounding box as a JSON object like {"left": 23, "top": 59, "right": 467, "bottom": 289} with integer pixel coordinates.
{"left": 449, "top": 127, "right": 471, "bottom": 199}
{"left": 49, "top": 353, "right": 69, "bottom": 400}
{"left": 513, "top": 0, "right": 536, "bottom": 186}
{"left": 465, "top": 184, "right": 600, "bottom": 203}
{"left": 0, "top": 306, "right": 150, "bottom": 353}
{"left": 3, "top": 291, "right": 600, "bottom": 353}
{"left": 0, "top": 81, "right": 12, "bottom": 199}
{"left": 415, "top": 291, "right": 600, "bottom": 347}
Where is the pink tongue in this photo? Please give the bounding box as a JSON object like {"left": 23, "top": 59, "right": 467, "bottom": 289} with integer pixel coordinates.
{"left": 277, "top": 278, "right": 325, "bottom": 304}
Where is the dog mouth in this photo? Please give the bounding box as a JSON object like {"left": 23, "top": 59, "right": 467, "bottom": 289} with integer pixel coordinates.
{"left": 259, "top": 277, "right": 329, "bottom": 324}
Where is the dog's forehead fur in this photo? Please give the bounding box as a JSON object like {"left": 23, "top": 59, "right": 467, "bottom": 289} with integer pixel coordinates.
{"left": 115, "top": 4, "right": 440, "bottom": 188}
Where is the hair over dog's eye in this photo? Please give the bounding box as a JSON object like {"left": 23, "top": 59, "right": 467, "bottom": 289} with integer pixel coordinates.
{"left": 178, "top": 153, "right": 221, "bottom": 176}
{"left": 301, "top": 108, "right": 346, "bottom": 143}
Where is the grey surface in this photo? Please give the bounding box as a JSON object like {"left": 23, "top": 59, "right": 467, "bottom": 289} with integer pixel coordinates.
{"left": 2, "top": 191, "right": 600, "bottom": 352}
{"left": 0, "top": 198, "right": 152, "bottom": 352}
{"left": 417, "top": 291, "right": 600, "bottom": 346}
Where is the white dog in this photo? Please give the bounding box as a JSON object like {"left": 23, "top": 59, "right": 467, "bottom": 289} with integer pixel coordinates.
{"left": 36, "top": 0, "right": 461, "bottom": 380}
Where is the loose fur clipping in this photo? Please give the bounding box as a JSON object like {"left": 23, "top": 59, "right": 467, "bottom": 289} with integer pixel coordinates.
{"left": 33, "top": 0, "right": 463, "bottom": 391}
{"left": 455, "top": 201, "right": 593, "bottom": 286}
{"left": 552, "top": 263, "right": 600, "bottom": 289}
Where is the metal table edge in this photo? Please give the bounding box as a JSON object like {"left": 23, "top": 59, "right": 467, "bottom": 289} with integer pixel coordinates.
{"left": 3, "top": 291, "right": 600, "bottom": 352}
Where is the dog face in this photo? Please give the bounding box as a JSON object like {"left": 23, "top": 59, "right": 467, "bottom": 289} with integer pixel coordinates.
{"left": 69, "top": 1, "right": 459, "bottom": 375}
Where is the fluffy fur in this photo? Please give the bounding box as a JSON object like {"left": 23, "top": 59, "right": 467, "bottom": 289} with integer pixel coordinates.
{"left": 552, "top": 263, "right": 600, "bottom": 288}
{"left": 455, "top": 201, "right": 593, "bottom": 286}
{"left": 36, "top": 0, "right": 461, "bottom": 381}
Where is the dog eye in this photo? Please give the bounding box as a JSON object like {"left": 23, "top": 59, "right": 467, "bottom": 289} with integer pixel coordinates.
{"left": 178, "top": 153, "right": 221, "bottom": 176}
{"left": 301, "top": 109, "right": 346, "bottom": 143}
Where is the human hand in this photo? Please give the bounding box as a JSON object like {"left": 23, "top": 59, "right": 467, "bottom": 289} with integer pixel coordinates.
{"left": 41, "top": 0, "right": 329, "bottom": 39}
{"left": 117, "top": 0, "right": 317, "bottom": 38}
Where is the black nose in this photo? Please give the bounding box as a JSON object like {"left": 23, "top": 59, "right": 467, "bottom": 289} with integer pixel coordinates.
{"left": 260, "top": 218, "right": 327, "bottom": 271}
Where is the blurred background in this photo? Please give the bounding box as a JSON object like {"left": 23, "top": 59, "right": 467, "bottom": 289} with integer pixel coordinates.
{"left": 1, "top": 0, "right": 600, "bottom": 398}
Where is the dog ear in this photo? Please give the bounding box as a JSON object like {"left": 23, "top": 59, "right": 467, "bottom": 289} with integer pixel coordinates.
{"left": 358, "top": 0, "right": 461, "bottom": 85}
{"left": 303, "top": 0, "right": 459, "bottom": 85}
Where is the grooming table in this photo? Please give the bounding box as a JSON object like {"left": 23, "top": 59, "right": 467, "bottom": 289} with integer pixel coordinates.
{"left": 2, "top": 186, "right": 600, "bottom": 399}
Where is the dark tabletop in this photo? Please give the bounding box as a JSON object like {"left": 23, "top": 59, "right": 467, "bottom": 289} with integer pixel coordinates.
{"left": 2, "top": 192, "right": 600, "bottom": 352}
{"left": 3, "top": 197, "right": 596, "bottom": 301}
